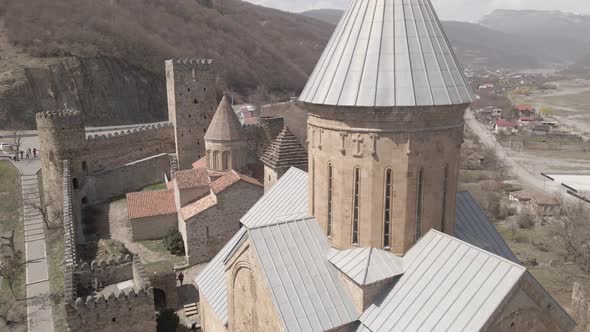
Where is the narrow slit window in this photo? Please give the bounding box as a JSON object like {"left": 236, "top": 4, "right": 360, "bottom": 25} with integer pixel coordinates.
{"left": 442, "top": 165, "right": 448, "bottom": 233}
{"left": 384, "top": 169, "right": 392, "bottom": 248}
{"left": 416, "top": 168, "right": 424, "bottom": 241}
{"left": 352, "top": 167, "right": 360, "bottom": 245}
{"left": 327, "top": 163, "right": 333, "bottom": 237}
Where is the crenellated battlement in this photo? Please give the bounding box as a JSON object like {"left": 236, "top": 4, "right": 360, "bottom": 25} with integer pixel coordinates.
{"left": 86, "top": 122, "right": 174, "bottom": 143}
{"left": 75, "top": 254, "right": 133, "bottom": 272}
{"left": 36, "top": 109, "right": 83, "bottom": 130}
{"left": 71, "top": 286, "right": 153, "bottom": 311}
{"left": 167, "top": 58, "right": 214, "bottom": 68}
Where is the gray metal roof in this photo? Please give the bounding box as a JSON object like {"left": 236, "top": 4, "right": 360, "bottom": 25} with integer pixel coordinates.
{"left": 194, "top": 227, "right": 247, "bottom": 326}
{"left": 329, "top": 247, "right": 404, "bottom": 286}
{"left": 455, "top": 191, "right": 519, "bottom": 262}
{"left": 249, "top": 218, "right": 359, "bottom": 332}
{"left": 454, "top": 192, "right": 575, "bottom": 331}
{"left": 360, "top": 230, "right": 525, "bottom": 332}
{"left": 240, "top": 167, "right": 308, "bottom": 228}
{"left": 299, "top": 0, "right": 474, "bottom": 107}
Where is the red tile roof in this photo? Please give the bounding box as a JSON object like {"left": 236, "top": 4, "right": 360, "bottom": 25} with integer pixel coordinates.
{"left": 127, "top": 190, "right": 177, "bottom": 219}
{"left": 210, "top": 170, "right": 262, "bottom": 194}
{"left": 515, "top": 104, "right": 535, "bottom": 112}
{"left": 175, "top": 168, "right": 210, "bottom": 189}
{"left": 192, "top": 157, "right": 208, "bottom": 170}
{"left": 496, "top": 120, "right": 519, "bottom": 127}
{"left": 181, "top": 194, "right": 218, "bottom": 220}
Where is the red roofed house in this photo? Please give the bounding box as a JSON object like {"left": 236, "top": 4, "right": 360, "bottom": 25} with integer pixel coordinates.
{"left": 127, "top": 95, "right": 264, "bottom": 265}
{"left": 495, "top": 120, "right": 519, "bottom": 135}
{"left": 514, "top": 104, "right": 535, "bottom": 117}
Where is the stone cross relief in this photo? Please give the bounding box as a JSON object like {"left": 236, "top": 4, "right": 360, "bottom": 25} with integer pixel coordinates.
{"left": 352, "top": 134, "right": 364, "bottom": 157}
{"left": 339, "top": 132, "right": 348, "bottom": 154}
{"left": 369, "top": 134, "right": 379, "bottom": 157}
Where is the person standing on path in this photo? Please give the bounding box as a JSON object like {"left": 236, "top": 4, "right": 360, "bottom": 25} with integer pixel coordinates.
{"left": 177, "top": 272, "right": 185, "bottom": 286}
{"left": 19, "top": 150, "right": 23, "bottom": 159}
{"left": 33, "top": 148, "right": 37, "bottom": 158}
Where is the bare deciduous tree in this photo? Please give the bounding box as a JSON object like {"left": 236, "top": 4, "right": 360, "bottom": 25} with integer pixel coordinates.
{"left": 23, "top": 198, "right": 62, "bottom": 230}
{"left": 0, "top": 250, "right": 25, "bottom": 298}
{"left": 552, "top": 195, "right": 590, "bottom": 271}
{"left": 9, "top": 131, "right": 23, "bottom": 161}
{"left": 0, "top": 231, "right": 16, "bottom": 255}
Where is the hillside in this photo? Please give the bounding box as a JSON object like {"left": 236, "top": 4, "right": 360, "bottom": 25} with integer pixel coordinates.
{"left": 0, "top": 0, "right": 332, "bottom": 129}
{"left": 300, "top": 9, "right": 342, "bottom": 25}
{"left": 478, "top": 9, "right": 590, "bottom": 63}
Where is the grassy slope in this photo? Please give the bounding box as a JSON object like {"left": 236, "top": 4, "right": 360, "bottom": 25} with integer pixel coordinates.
{"left": 0, "top": 161, "right": 25, "bottom": 330}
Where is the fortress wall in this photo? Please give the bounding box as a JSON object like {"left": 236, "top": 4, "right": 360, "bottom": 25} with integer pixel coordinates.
{"left": 85, "top": 153, "right": 171, "bottom": 204}
{"left": 66, "top": 288, "right": 156, "bottom": 332}
{"left": 63, "top": 161, "right": 78, "bottom": 305}
{"left": 74, "top": 255, "right": 134, "bottom": 291}
{"left": 85, "top": 123, "right": 175, "bottom": 173}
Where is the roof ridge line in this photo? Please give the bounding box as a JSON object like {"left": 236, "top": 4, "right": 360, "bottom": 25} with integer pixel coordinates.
{"left": 363, "top": 247, "right": 373, "bottom": 285}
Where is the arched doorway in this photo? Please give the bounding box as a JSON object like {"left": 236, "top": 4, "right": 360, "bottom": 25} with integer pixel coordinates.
{"left": 154, "top": 288, "right": 167, "bottom": 309}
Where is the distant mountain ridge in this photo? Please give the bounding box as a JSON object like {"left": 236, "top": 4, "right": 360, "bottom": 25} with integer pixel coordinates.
{"left": 302, "top": 8, "right": 590, "bottom": 69}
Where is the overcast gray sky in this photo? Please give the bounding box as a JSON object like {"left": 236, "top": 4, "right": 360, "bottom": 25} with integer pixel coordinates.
{"left": 245, "top": 0, "right": 590, "bottom": 22}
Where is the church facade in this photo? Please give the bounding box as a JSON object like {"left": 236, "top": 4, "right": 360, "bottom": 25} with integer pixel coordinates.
{"left": 195, "top": 0, "right": 576, "bottom": 331}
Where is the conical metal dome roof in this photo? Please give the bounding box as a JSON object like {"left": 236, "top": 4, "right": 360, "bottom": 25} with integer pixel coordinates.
{"left": 299, "top": 0, "right": 475, "bottom": 108}
{"left": 205, "top": 94, "right": 244, "bottom": 141}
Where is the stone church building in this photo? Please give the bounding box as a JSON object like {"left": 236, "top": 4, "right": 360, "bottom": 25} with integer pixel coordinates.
{"left": 195, "top": 0, "right": 576, "bottom": 331}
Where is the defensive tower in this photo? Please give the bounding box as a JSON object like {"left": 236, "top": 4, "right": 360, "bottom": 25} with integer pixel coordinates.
{"left": 36, "top": 110, "right": 86, "bottom": 216}
{"left": 299, "top": 0, "right": 474, "bottom": 254}
{"left": 166, "top": 59, "right": 217, "bottom": 170}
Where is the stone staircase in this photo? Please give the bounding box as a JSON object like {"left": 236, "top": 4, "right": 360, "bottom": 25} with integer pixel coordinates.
{"left": 21, "top": 174, "right": 45, "bottom": 243}
{"left": 184, "top": 303, "right": 198, "bottom": 318}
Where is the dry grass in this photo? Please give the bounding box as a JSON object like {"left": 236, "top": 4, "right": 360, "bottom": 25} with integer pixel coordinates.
{"left": 0, "top": 160, "right": 25, "bottom": 331}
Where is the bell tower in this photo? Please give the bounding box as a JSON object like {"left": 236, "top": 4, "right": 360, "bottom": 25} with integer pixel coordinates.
{"left": 300, "top": 0, "right": 474, "bottom": 255}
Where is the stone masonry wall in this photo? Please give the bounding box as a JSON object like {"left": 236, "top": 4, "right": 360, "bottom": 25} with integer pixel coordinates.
{"left": 66, "top": 288, "right": 156, "bottom": 332}
{"left": 85, "top": 153, "right": 171, "bottom": 204}
{"left": 73, "top": 255, "right": 134, "bottom": 291}
{"left": 184, "top": 182, "right": 263, "bottom": 265}
{"left": 84, "top": 123, "right": 175, "bottom": 173}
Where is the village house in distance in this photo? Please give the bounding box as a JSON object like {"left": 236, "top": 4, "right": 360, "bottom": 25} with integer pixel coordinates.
{"left": 31, "top": 0, "right": 582, "bottom": 331}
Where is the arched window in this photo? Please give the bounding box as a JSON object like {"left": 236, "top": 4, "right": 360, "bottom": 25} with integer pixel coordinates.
{"left": 311, "top": 157, "right": 315, "bottom": 215}
{"left": 72, "top": 178, "right": 79, "bottom": 190}
{"left": 416, "top": 168, "right": 424, "bottom": 241}
{"left": 327, "top": 163, "right": 333, "bottom": 237}
{"left": 221, "top": 151, "right": 229, "bottom": 170}
{"left": 441, "top": 165, "right": 449, "bottom": 233}
{"left": 206, "top": 150, "right": 211, "bottom": 168}
{"left": 212, "top": 151, "right": 219, "bottom": 170}
{"left": 352, "top": 167, "right": 360, "bottom": 245}
{"left": 383, "top": 169, "right": 393, "bottom": 248}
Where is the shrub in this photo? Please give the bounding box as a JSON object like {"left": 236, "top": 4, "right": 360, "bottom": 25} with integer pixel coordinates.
{"left": 517, "top": 214, "right": 535, "bottom": 229}
{"left": 162, "top": 229, "right": 185, "bottom": 256}
{"left": 156, "top": 308, "right": 179, "bottom": 332}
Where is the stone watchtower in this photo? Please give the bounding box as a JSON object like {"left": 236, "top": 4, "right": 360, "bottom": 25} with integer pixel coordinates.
{"left": 204, "top": 94, "right": 247, "bottom": 172}
{"left": 260, "top": 126, "right": 308, "bottom": 192}
{"left": 36, "top": 110, "right": 86, "bottom": 217}
{"left": 166, "top": 59, "right": 217, "bottom": 170}
{"left": 299, "top": 0, "right": 474, "bottom": 255}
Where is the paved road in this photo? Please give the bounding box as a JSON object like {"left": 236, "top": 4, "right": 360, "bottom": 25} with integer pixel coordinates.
{"left": 12, "top": 158, "right": 54, "bottom": 332}
{"left": 465, "top": 110, "right": 562, "bottom": 194}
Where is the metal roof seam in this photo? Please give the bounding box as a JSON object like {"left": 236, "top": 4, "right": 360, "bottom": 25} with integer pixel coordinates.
{"left": 350, "top": 0, "right": 379, "bottom": 106}
{"left": 373, "top": 0, "right": 388, "bottom": 106}
{"left": 391, "top": 242, "right": 465, "bottom": 331}
{"left": 299, "top": 219, "right": 357, "bottom": 325}
{"left": 375, "top": 236, "right": 455, "bottom": 331}
{"left": 323, "top": 0, "right": 368, "bottom": 104}
{"left": 401, "top": 0, "right": 417, "bottom": 106}
{"left": 457, "top": 265, "right": 520, "bottom": 332}
{"left": 410, "top": 247, "right": 479, "bottom": 332}
{"left": 362, "top": 248, "right": 373, "bottom": 285}
{"left": 408, "top": 0, "right": 435, "bottom": 105}
{"left": 428, "top": 255, "right": 495, "bottom": 331}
